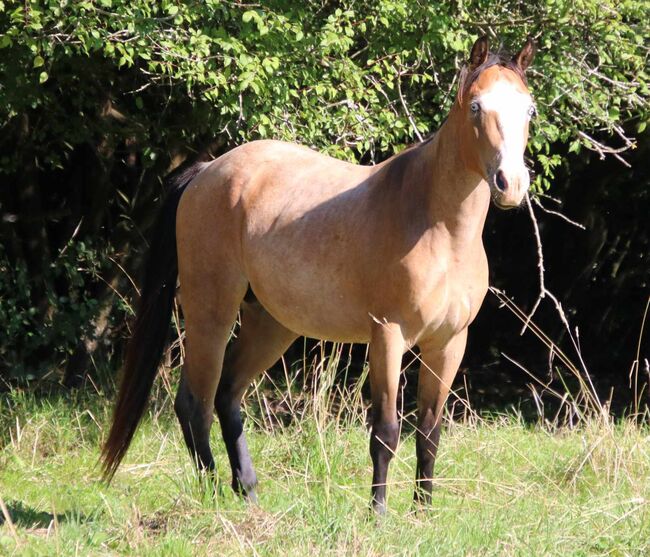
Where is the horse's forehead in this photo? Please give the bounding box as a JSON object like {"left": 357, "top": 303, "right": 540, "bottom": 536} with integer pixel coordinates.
{"left": 470, "top": 65, "right": 529, "bottom": 97}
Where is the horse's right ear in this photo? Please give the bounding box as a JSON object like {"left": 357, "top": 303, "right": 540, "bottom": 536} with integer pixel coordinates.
{"left": 469, "top": 36, "right": 489, "bottom": 70}
{"left": 513, "top": 38, "right": 536, "bottom": 72}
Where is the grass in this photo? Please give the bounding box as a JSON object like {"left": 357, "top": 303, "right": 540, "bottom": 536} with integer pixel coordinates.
{"left": 1, "top": 376, "right": 649, "bottom": 557}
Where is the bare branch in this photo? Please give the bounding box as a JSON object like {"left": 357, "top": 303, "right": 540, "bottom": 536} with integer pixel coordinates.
{"left": 396, "top": 72, "right": 424, "bottom": 143}
{"left": 532, "top": 196, "right": 585, "bottom": 230}
{"left": 507, "top": 195, "right": 603, "bottom": 412}
{"left": 537, "top": 191, "right": 563, "bottom": 205}
{"left": 577, "top": 131, "right": 632, "bottom": 167}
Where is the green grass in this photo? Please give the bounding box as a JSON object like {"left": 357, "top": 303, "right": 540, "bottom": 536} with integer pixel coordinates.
{"left": 1, "top": 386, "right": 649, "bottom": 556}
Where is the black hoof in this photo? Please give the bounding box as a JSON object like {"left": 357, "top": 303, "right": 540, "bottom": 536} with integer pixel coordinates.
{"left": 244, "top": 490, "right": 258, "bottom": 505}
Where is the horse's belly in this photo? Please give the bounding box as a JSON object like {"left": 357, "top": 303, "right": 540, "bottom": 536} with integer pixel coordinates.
{"left": 245, "top": 247, "right": 487, "bottom": 346}
{"left": 244, "top": 240, "right": 372, "bottom": 342}
{"left": 249, "top": 275, "right": 372, "bottom": 342}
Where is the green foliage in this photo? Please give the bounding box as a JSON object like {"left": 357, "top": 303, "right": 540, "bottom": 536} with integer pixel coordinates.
{"left": 1, "top": 0, "right": 648, "bottom": 174}
{"left": 0, "top": 0, "right": 648, "bottom": 379}
{"left": 0, "top": 241, "right": 111, "bottom": 379}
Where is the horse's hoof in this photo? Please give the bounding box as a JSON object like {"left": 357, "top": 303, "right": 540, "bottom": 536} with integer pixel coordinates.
{"left": 413, "top": 491, "right": 432, "bottom": 510}
{"left": 370, "top": 500, "right": 387, "bottom": 518}
{"left": 244, "top": 490, "right": 258, "bottom": 505}
{"left": 411, "top": 502, "right": 432, "bottom": 516}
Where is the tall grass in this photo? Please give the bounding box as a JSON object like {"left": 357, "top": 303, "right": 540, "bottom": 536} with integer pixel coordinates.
{"left": 1, "top": 297, "right": 649, "bottom": 555}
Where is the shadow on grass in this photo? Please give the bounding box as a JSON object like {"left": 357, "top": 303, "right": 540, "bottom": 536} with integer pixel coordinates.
{"left": 0, "top": 500, "right": 91, "bottom": 529}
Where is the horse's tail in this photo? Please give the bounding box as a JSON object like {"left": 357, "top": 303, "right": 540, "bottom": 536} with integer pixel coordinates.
{"left": 101, "top": 162, "right": 207, "bottom": 481}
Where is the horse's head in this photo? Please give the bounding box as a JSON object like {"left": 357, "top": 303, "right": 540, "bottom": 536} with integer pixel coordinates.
{"left": 457, "top": 36, "right": 536, "bottom": 209}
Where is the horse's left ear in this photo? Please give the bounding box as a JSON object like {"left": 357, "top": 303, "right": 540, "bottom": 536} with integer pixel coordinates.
{"left": 513, "top": 38, "right": 536, "bottom": 72}
{"left": 469, "top": 35, "right": 489, "bottom": 70}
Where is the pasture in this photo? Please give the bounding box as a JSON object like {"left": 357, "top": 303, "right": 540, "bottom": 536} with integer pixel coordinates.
{"left": 1, "top": 371, "right": 649, "bottom": 556}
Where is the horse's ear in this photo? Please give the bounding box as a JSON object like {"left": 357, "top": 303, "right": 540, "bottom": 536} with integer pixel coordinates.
{"left": 513, "top": 38, "right": 536, "bottom": 72}
{"left": 469, "top": 35, "right": 489, "bottom": 70}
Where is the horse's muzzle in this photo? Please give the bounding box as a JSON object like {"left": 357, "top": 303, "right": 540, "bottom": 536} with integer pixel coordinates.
{"left": 489, "top": 166, "right": 529, "bottom": 209}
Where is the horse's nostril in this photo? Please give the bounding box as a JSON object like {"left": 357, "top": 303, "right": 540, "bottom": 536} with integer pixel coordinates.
{"left": 495, "top": 170, "right": 508, "bottom": 192}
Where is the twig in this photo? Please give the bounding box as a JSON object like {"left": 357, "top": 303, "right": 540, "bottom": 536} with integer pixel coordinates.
{"left": 94, "top": 6, "right": 177, "bottom": 22}
{"left": 109, "top": 255, "right": 140, "bottom": 296}
{"left": 532, "top": 196, "right": 585, "bottom": 230}
{"left": 490, "top": 287, "right": 601, "bottom": 416}
{"left": 396, "top": 72, "right": 423, "bottom": 142}
{"left": 237, "top": 92, "right": 245, "bottom": 125}
{"left": 522, "top": 196, "right": 574, "bottom": 342}
{"left": 629, "top": 296, "right": 650, "bottom": 416}
{"left": 520, "top": 194, "right": 546, "bottom": 334}
{"left": 511, "top": 195, "right": 602, "bottom": 411}
{"left": 537, "top": 191, "right": 562, "bottom": 205}
{"left": 577, "top": 131, "right": 632, "bottom": 167}
{"left": 460, "top": 15, "right": 555, "bottom": 27}
{"left": 0, "top": 496, "right": 18, "bottom": 544}
{"left": 56, "top": 218, "right": 84, "bottom": 259}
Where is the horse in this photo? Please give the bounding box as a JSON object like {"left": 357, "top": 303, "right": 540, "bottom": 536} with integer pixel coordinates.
{"left": 102, "top": 35, "right": 536, "bottom": 514}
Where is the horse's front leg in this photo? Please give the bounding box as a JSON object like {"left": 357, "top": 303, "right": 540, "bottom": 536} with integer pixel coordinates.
{"left": 368, "top": 322, "right": 405, "bottom": 515}
{"left": 414, "top": 329, "right": 467, "bottom": 506}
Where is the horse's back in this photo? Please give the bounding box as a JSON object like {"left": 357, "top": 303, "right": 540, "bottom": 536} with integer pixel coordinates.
{"left": 204, "top": 139, "right": 366, "bottom": 187}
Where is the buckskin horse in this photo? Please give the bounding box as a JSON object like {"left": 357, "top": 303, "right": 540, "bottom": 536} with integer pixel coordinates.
{"left": 102, "top": 36, "right": 536, "bottom": 513}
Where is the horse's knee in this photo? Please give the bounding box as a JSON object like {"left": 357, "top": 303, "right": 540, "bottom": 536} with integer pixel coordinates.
{"left": 370, "top": 420, "right": 399, "bottom": 464}
{"left": 215, "top": 374, "right": 236, "bottom": 409}
{"left": 175, "top": 378, "right": 208, "bottom": 423}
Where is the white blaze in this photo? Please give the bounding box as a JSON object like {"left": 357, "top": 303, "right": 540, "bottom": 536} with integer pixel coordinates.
{"left": 478, "top": 80, "right": 532, "bottom": 172}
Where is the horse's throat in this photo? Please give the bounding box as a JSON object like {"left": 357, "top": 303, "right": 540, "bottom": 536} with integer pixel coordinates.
{"left": 422, "top": 132, "right": 491, "bottom": 247}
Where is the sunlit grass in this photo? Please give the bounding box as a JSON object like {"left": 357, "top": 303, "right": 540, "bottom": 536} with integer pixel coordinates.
{"left": 1, "top": 379, "right": 649, "bottom": 556}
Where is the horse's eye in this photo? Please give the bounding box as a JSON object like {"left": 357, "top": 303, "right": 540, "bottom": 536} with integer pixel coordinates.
{"left": 470, "top": 101, "right": 480, "bottom": 114}
{"left": 528, "top": 105, "right": 537, "bottom": 118}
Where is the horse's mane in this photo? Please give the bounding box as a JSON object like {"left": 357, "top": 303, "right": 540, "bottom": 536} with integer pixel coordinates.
{"left": 458, "top": 49, "right": 527, "bottom": 102}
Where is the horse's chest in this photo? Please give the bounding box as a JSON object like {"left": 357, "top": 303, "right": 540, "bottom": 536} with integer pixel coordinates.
{"left": 404, "top": 257, "right": 488, "bottom": 345}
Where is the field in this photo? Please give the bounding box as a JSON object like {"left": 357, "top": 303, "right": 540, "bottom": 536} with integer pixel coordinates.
{"left": 1, "top": 376, "right": 649, "bottom": 556}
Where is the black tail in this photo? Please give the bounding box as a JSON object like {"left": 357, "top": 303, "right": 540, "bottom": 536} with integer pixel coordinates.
{"left": 102, "top": 162, "right": 206, "bottom": 480}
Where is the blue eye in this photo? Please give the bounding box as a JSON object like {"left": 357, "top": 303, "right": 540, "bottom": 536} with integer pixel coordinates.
{"left": 470, "top": 101, "right": 480, "bottom": 114}
{"left": 528, "top": 105, "right": 537, "bottom": 117}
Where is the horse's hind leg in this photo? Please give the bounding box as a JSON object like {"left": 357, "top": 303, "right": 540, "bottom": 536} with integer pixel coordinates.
{"left": 174, "top": 272, "right": 247, "bottom": 474}
{"left": 216, "top": 297, "right": 297, "bottom": 500}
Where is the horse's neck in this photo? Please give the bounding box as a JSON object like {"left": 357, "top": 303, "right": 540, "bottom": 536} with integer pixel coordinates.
{"left": 414, "top": 111, "right": 490, "bottom": 251}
